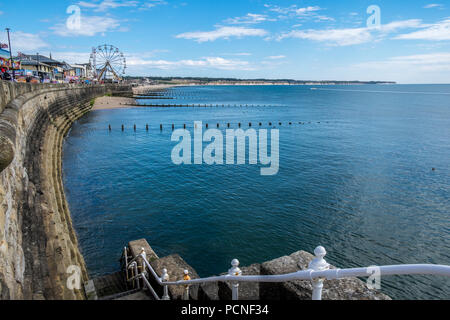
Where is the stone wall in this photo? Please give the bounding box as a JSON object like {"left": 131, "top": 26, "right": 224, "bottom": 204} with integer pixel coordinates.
{"left": 0, "top": 81, "right": 132, "bottom": 300}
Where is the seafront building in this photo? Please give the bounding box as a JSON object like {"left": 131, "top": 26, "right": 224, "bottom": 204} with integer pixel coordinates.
{"left": 71, "top": 63, "right": 91, "bottom": 79}
{"left": 1, "top": 52, "right": 92, "bottom": 83}
{"left": 14, "top": 58, "right": 54, "bottom": 82}
{"left": 14, "top": 54, "right": 65, "bottom": 82}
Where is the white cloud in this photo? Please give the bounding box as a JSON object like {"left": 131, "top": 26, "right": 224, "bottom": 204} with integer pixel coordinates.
{"left": 266, "top": 55, "right": 286, "bottom": 60}
{"left": 362, "top": 52, "right": 450, "bottom": 70}
{"left": 127, "top": 56, "right": 254, "bottom": 71}
{"left": 314, "top": 15, "right": 335, "bottom": 22}
{"left": 52, "top": 16, "right": 121, "bottom": 36}
{"left": 50, "top": 52, "right": 91, "bottom": 64}
{"left": 77, "top": 0, "right": 166, "bottom": 12}
{"left": 395, "top": 19, "right": 450, "bottom": 41}
{"left": 176, "top": 26, "right": 268, "bottom": 42}
{"left": 295, "top": 6, "right": 321, "bottom": 16}
{"left": 78, "top": 0, "right": 139, "bottom": 12}
{"left": 388, "top": 52, "right": 450, "bottom": 68}
{"left": 263, "top": 4, "right": 332, "bottom": 21}
{"left": 378, "top": 19, "right": 423, "bottom": 33}
{"left": 224, "top": 52, "right": 252, "bottom": 56}
{"left": 0, "top": 31, "right": 49, "bottom": 52}
{"left": 224, "top": 13, "right": 273, "bottom": 25}
{"left": 139, "top": 0, "right": 168, "bottom": 10}
{"left": 264, "top": 4, "right": 287, "bottom": 14}
{"left": 423, "top": 4, "right": 444, "bottom": 9}
{"left": 50, "top": 50, "right": 167, "bottom": 65}
{"left": 278, "top": 27, "right": 372, "bottom": 46}
{"left": 351, "top": 52, "right": 450, "bottom": 83}
{"left": 264, "top": 4, "right": 297, "bottom": 15}
{"left": 278, "top": 19, "right": 424, "bottom": 46}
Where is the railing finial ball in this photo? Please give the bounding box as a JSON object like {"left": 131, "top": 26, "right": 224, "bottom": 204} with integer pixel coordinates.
{"left": 161, "top": 268, "right": 169, "bottom": 282}
{"left": 229, "top": 259, "right": 242, "bottom": 277}
{"left": 309, "top": 246, "right": 330, "bottom": 272}
{"left": 314, "top": 246, "right": 327, "bottom": 258}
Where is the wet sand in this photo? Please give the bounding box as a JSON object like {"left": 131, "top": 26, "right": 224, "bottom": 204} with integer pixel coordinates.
{"left": 92, "top": 84, "right": 190, "bottom": 110}
{"left": 92, "top": 96, "right": 137, "bottom": 110}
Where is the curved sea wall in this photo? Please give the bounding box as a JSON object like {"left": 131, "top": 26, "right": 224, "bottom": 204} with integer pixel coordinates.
{"left": 0, "top": 81, "right": 132, "bottom": 300}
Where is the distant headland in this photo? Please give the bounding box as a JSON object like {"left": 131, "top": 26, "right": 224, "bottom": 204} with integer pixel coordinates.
{"left": 125, "top": 76, "right": 397, "bottom": 86}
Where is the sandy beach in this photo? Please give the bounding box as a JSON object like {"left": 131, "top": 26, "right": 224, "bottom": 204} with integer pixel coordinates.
{"left": 92, "top": 96, "right": 137, "bottom": 110}
{"left": 132, "top": 84, "right": 185, "bottom": 95}
{"left": 92, "top": 84, "right": 186, "bottom": 110}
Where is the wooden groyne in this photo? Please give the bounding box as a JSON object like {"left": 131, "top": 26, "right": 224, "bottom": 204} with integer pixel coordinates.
{"left": 120, "top": 103, "right": 275, "bottom": 108}
{"left": 106, "top": 121, "right": 330, "bottom": 131}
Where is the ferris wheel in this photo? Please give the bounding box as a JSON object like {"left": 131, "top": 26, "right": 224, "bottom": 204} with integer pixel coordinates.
{"left": 90, "top": 44, "right": 126, "bottom": 81}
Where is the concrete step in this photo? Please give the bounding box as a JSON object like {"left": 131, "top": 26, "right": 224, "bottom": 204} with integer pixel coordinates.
{"left": 114, "top": 290, "right": 153, "bottom": 300}
{"left": 84, "top": 271, "right": 130, "bottom": 300}
{"left": 100, "top": 289, "right": 141, "bottom": 300}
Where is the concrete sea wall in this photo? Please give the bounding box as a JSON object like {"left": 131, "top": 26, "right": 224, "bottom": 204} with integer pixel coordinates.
{"left": 0, "top": 81, "right": 132, "bottom": 299}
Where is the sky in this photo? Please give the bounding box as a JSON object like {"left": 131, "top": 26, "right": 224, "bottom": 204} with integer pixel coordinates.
{"left": 1, "top": 0, "right": 450, "bottom": 83}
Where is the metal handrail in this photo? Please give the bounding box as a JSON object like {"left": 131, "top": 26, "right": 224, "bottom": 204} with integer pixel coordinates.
{"left": 140, "top": 273, "right": 161, "bottom": 300}
{"left": 125, "top": 245, "right": 450, "bottom": 301}
{"left": 143, "top": 264, "right": 450, "bottom": 285}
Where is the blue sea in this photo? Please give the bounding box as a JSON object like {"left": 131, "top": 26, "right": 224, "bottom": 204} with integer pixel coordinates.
{"left": 62, "top": 85, "right": 450, "bottom": 300}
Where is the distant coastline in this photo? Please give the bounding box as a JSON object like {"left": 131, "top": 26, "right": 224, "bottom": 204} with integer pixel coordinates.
{"left": 126, "top": 76, "right": 397, "bottom": 86}
{"left": 91, "top": 80, "right": 399, "bottom": 110}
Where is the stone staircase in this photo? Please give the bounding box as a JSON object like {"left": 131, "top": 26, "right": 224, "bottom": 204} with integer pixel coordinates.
{"left": 83, "top": 239, "right": 390, "bottom": 301}
{"left": 84, "top": 271, "right": 154, "bottom": 300}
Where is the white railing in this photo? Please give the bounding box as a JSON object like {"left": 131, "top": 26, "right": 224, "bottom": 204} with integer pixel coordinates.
{"left": 124, "top": 246, "right": 450, "bottom": 301}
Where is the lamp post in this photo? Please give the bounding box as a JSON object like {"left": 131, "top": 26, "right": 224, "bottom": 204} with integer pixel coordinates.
{"left": 36, "top": 53, "right": 41, "bottom": 83}
{"left": 5, "top": 28, "right": 15, "bottom": 81}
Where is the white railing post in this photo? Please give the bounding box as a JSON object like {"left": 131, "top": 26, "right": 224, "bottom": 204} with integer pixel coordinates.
{"left": 123, "top": 247, "right": 128, "bottom": 266}
{"left": 308, "top": 246, "right": 330, "bottom": 301}
{"left": 123, "top": 247, "right": 129, "bottom": 283}
{"left": 229, "top": 259, "right": 242, "bottom": 301}
{"left": 183, "top": 270, "right": 191, "bottom": 300}
{"left": 140, "top": 247, "right": 147, "bottom": 259}
{"left": 139, "top": 248, "right": 147, "bottom": 289}
{"left": 128, "top": 262, "right": 140, "bottom": 289}
{"left": 140, "top": 247, "right": 146, "bottom": 272}
{"left": 161, "top": 268, "right": 170, "bottom": 300}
